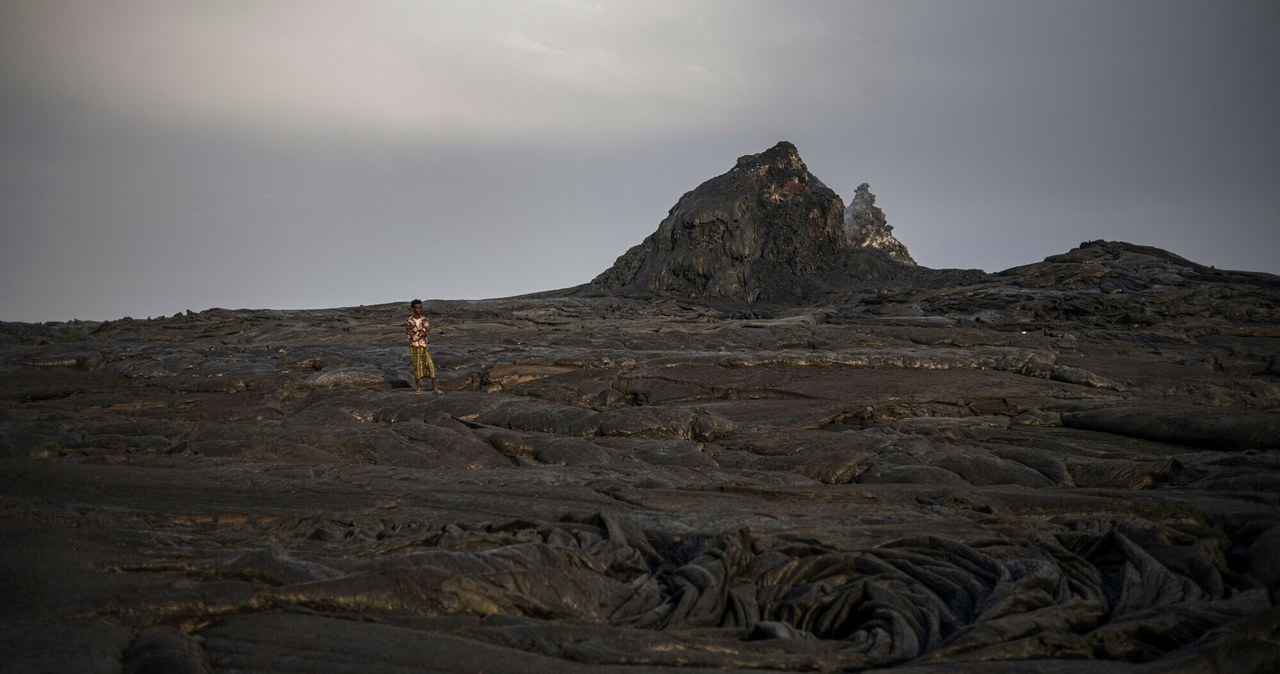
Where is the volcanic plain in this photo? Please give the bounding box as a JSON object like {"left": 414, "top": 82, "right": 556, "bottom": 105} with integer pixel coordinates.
{"left": 3, "top": 143, "right": 1279, "bottom": 673}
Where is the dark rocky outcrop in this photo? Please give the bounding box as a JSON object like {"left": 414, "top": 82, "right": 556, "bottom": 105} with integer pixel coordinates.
{"left": 593, "top": 141, "right": 948, "bottom": 304}
{"left": 845, "top": 182, "right": 915, "bottom": 265}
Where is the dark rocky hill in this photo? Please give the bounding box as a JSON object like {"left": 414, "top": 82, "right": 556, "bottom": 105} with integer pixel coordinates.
{"left": 854, "top": 238, "right": 1280, "bottom": 331}
{"left": 3, "top": 145, "right": 1280, "bottom": 672}
{"left": 593, "top": 141, "right": 964, "bottom": 304}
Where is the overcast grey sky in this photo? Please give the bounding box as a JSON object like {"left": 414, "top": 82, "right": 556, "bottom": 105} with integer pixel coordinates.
{"left": 3, "top": 0, "right": 1277, "bottom": 322}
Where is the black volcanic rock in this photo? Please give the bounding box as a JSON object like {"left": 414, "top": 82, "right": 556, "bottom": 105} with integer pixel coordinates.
{"left": 944, "top": 239, "right": 1280, "bottom": 330}
{"left": 4, "top": 279, "right": 1279, "bottom": 672}
{"left": 594, "top": 141, "right": 938, "bottom": 304}
{"left": 1031, "top": 239, "right": 1280, "bottom": 292}
{"left": 845, "top": 182, "right": 915, "bottom": 265}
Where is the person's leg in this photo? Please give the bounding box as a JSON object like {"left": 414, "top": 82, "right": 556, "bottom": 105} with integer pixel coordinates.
{"left": 411, "top": 347, "right": 425, "bottom": 394}
{"left": 425, "top": 350, "right": 442, "bottom": 394}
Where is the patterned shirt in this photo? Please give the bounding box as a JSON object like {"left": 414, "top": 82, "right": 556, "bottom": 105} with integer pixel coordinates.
{"left": 405, "top": 315, "right": 430, "bottom": 347}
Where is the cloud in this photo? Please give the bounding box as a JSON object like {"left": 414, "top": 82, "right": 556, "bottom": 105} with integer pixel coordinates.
{"left": 1, "top": 0, "right": 784, "bottom": 142}
{"left": 497, "top": 29, "right": 565, "bottom": 56}
{"left": 685, "top": 64, "right": 713, "bottom": 82}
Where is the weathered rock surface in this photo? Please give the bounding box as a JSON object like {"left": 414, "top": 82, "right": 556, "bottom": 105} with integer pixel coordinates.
{"left": 3, "top": 250, "right": 1279, "bottom": 672}
{"left": 845, "top": 182, "right": 915, "bottom": 265}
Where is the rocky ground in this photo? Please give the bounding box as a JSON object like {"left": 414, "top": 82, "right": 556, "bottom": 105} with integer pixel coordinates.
{"left": 2, "top": 241, "right": 1279, "bottom": 672}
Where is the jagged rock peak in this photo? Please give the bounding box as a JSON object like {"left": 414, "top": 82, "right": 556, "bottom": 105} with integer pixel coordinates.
{"left": 732, "top": 140, "right": 806, "bottom": 174}
{"left": 592, "top": 141, "right": 851, "bottom": 303}
{"left": 845, "top": 183, "right": 916, "bottom": 265}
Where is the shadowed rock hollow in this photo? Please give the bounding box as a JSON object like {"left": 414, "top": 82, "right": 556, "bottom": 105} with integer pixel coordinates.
{"left": 3, "top": 143, "right": 1279, "bottom": 673}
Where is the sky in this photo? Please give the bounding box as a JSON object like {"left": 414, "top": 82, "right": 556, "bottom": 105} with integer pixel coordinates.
{"left": 2, "top": 0, "right": 1278, "bottom": 322}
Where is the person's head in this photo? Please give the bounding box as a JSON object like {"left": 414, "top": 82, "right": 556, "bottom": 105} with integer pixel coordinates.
{"left": 410, "top": 299, "right": 422, "bottom": 315}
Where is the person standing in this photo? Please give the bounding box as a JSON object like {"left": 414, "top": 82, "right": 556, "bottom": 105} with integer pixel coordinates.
{"left": 405, "top": 299, "right": 442, "bottom": 395}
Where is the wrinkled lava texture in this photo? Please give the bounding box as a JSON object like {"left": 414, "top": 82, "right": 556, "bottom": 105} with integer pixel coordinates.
{"left": 3, "top": 240, "right": 1280, "bottom": 673}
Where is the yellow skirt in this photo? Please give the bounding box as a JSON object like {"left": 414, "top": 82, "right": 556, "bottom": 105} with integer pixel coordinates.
{"left": 410, "top": 346, "right": 435, "bottom": 379}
